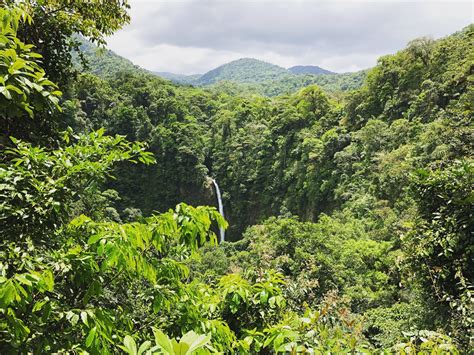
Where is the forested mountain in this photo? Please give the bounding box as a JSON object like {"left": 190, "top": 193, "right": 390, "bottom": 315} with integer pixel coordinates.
{"left": 288, "top": 65, "right": 335, "bottom": 75}
{"left": 1, "top": 1, "right": 472, "bottom": 353}
{"left": 196, "top": 58, "right": 291, "bottom": 85}
{"left": 75, "top": 40, "right": 365, "bottom": 96}
{"left": 74, "top": 38, "right": 148, "bottom": 78}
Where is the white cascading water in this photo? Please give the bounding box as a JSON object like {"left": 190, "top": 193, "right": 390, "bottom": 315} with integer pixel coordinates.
{"left": 211, "top": 178, "right": 225, "bottom": 242}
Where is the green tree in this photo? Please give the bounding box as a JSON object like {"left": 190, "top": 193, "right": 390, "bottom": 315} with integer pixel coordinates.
{"left": 0, "top": 5, "right": 61, "bottom": 144}
{"left": 404, "top": 160, "right": 473, "bottom": 346}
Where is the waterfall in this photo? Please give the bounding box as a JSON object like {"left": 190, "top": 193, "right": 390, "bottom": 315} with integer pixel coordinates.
{"left": 211, "top": 178, "right": 225, "bottom": 243}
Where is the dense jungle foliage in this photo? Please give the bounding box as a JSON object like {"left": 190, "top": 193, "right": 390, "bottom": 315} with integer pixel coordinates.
{"left": 1, "top": 1, "right": 472, "bottom": 353}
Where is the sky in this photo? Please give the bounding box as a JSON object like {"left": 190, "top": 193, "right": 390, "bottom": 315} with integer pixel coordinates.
{"left": 106, "top": 0, "right": 473, "bottom": 75}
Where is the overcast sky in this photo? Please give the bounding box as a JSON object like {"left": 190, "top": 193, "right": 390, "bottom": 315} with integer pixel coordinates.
{"left": 106, "top": 0, "right": 473, "bottom": 74}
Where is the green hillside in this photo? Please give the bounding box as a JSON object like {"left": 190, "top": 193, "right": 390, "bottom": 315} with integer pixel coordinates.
{"left": 205, "top": 70, "right": 368, "bottom": 97}
{"left": 73, "top": 37, "right": 148, "bottom": 78}
{"left": 76, "top": 40, "right": 367, "bottom": 95}
{"left": 197, "top": 57, "right": 291, "bottom": 85}
{"left": 288, "top": 65, "right": 335, "bottom": 75}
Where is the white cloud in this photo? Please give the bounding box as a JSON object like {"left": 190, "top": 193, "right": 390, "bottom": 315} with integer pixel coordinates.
{"left": 106, "top": 0, "right": 473, "bottom": 74}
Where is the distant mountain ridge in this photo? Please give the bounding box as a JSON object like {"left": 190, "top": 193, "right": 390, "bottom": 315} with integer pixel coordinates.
{"left": 75, "top": 37, "right": 367, "bottom": 95}
{"left": 156, "top": 59, "right": 339, "bottom": 86}
{"left": 196, "top": 58, "right": 291, "bottom": 85}
{"left": 288, "top": 65, "right": 335, "bottom": 75}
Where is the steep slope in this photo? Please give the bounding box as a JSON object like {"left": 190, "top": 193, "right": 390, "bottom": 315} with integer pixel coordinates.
{"left": 288, "top": 65, "right": 335, "bottom": 75}
{"left": 197, "top": 58, "right": 291, "bottom": 85}
{"left": 73, "top": 38, "right": 148, "bottom": 78}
